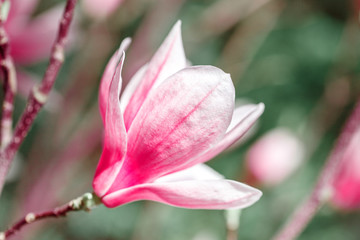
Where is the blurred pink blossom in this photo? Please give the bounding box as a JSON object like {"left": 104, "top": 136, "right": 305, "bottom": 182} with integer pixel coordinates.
{"left": 245, "top": 128, "right": 304, "bottom": 187}
{"left": 81, "top": 0, "right": 124, "bottom": 19}
{"left": 332, "top": 127, "right": 360, "bottom": 210}
{"left": 93, "top": 21, "right": 265, "bottom": 209}
{"left": 4, "top": 0, "right": 74, "bottom": 104}
{"left": 5, "top": 0, "right": 64, "bottom": 64}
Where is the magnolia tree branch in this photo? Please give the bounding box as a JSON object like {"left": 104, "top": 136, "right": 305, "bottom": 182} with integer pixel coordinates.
{"left": 0, "top": 193, "right": 101, "bottom": 240}
{"left": 0, "top": 0, "right": 16, "bottom": 149}
{"left": 0, "top": 0, "right": 77, "bottom": 196}
{"left": 273, "top": 99, "right": 360, "bottom": 240}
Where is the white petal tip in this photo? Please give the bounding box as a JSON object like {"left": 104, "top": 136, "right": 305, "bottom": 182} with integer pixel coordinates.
{"left": 257, "top": 102, "right": 265, "bottom": 110}
{"left": 119, "top": 51, "right": 125, "bottom": 68}
{"left": 175, "top": 20, "right": 182, "bottom": 28}
{"left": 255, "top": 103, "right": 265, "bottom": 114}
{"left": 236, "top": 186, "right": 262, "bottom": 209}
{"left": 170, "top": 20, "right": 182, "bottom": 35}
{"left": 119, "top": 38, "right": 132, "bottom": 52}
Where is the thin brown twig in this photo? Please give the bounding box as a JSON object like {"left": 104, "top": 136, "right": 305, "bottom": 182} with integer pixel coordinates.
{"left": 272, "top": 99, "right": 360, "bottom": 240}
{"left": 0, "top": 0, "right": 16, "bottom": 149}
{"left": 0, "top": 192, "right": 101, "bottom": 239}
{"left": 3, "top": 203, "right": 74, "bottom": 239}
{"left": 0, "top": 0, "right": 77, "bottom": 196}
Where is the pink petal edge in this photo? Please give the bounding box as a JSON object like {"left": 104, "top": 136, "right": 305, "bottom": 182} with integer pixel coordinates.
{"left": 93, "top": 53, "right": 128, "bottom": 197}
{"left": 99, "top": 38, "right": 131, "bottom": 123}
{"left": 120, "top": 63, "right": 149, "bottom": 111}
{"left": 102, "top": 179, "right": 262, "bottom": 209}
{"left": 123, "top": 20, "right": 186, "bottom": 130}
{"left": 182, "top": 103, "right": 265, "bottom": 168}
{"left": 155, "top": 163, "right": 224, "bottom": 183}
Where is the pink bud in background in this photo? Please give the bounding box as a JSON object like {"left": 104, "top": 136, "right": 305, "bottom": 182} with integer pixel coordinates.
{"left": 82, "top": 0, "right": 124, "bottom": 19}
{"left": 245, "top": 128, "right": 305, "bottom": 187}
{"left": 92, "top": 21, "right": 265, "bottom": 210}
{"left": 331, "top": 127, "right": 360, "bottom": 210}
{"left": 5, "top": 0, "right": 65, "bottom": 64}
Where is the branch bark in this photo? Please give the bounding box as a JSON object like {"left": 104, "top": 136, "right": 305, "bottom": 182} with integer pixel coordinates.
{"left": 0, "top": 0, "right": 16, "bottom": 149}
{"left": 0, "top": 192, "right": 101, "bottom": 239}
{"left": 273, "top": 99, "right": 360, "bottom": 240}
{"left": 0, "top": 0, "right": 78, "bottom": 196}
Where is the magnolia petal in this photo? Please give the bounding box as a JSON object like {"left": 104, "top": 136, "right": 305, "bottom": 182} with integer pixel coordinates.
{"left": 9, "top": 6, "right": 64, "bottom": 64}
{"left": 182, "top": 103, "right": 264, "bottom": 168}
{"left": 155, "top": 164, "right": 223, "bottom": 183}
{"left": 123, "top": 21, "right": 186, "bottom": 129}
{"left": 99, "top": 38, "right": 131, "bottom": 123}
{"left": 223, "top": 103, "right": 264, "bottom": 146}
{"left": 227, "top": 104, "right": 259, "bottom": 133}
{"left": 107, "top": 66, "right": 234, "bottom": 191}
{"left": 120, "top": 63, "right": 148, "bottom": 111}
{"left": 102, "top": 179, "right": 262, "bottom": 209}
{"left": 93, "top": 53, "right": 127, "bottom": 197}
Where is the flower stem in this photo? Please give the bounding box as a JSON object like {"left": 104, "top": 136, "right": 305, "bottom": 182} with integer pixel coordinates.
{"left": 272, "top": 99, "right": 360, "bottom": 240}
{"left": 0, "top": 192, "right": 101, "bottom": 239}
{"left": 0, "top": 0, "right": 77, "bottom": 196}
{"left": 225, "top": 209, "right": 242, "bottom": 240}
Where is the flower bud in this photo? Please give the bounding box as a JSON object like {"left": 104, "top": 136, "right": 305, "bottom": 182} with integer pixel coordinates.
{"left": 245, "top": 128, "right": 304, "bottom": 187}
{"left": 332, "top": 127, "right": 360, "bottom": 210}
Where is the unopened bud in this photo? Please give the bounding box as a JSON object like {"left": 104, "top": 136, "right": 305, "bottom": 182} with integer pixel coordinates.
{"left": 246, "top": 128, "right": 304, "bottom": 187}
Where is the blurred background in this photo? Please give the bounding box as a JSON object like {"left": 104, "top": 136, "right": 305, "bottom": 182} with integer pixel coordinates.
{"left": 0, "top": 0, "right": 360, "bottom": 239}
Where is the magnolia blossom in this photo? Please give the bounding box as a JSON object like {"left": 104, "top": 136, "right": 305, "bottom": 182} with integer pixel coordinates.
{"left": 82, "top": 0, "right": 124, "bottom": 19}
{"left": 245, "top": 128, "right": 304, "bottom": 187}
{"left": 332, "top": 127, "right": 360, "bottom": 210}
{"left": 93, "top": 21, "right": 265, "bottom": 209}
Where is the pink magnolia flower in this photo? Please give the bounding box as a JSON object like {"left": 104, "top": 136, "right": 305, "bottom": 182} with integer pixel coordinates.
{"left": 81, "top": 0, "right": 124, "bottom": 19}
{"left": 332, "top": 126, "right": 360, "bottom": 210}
{"left": 245, "top": 128, "right": 304, "bottom": 187}
{"left": 93, "top": 21, "right": 265, "bottom": 209}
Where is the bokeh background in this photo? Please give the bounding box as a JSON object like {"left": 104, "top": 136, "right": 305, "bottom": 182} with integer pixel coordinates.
{"left": 1, "top": 0, "right": 360, "bottom": 239}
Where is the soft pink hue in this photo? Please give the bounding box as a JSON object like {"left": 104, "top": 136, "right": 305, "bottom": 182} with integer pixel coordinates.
{"left": 5, "top": 0, "right": 65, "bottom": 64}
{"left": 93, "top": 21, "right": 264, "bottom": 209}
{"left": 332, "top": 127, "right": 360, "bottom": 210}
{"left": 82, "top": 0, "right": 124, "bottom": 18}
{"left": 246, "top": 128, "right": 304, "bottom": 186}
